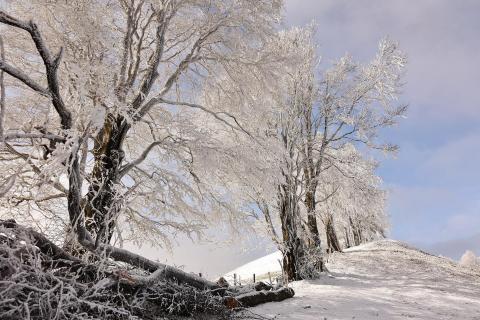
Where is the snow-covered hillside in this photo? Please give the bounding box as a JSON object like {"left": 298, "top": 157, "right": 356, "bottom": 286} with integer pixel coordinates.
{"left": 235, "top": 240, "right": 480, "bottom": 319}
{"left": 224, "top": 251, "right": 283, "bottom": 284}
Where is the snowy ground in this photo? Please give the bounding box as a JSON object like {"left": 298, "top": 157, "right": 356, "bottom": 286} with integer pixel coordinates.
{"left": 238, "top": 240, "right": 480, "bottom": 320}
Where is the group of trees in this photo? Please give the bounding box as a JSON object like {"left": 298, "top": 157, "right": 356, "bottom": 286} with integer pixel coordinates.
{"left": 252, "top": 29, "right": 406, "bottom": 280}
{"left": 0, "top": 0, "right": 406, "bottom": 299}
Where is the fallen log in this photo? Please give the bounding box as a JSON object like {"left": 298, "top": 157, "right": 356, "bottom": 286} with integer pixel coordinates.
{"left": 0, "top": 219, "right": 220, "bottom": 291}
{"left": 0, "top": 220, "right": 227, "bottom": 319}
{"left": 225, "top": 286, "right": 295, "bottom": 308}
{"left": 0, "top": 219, "right": 296, "bottom": 318}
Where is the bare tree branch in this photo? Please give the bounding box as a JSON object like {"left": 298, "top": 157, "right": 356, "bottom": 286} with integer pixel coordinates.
{"left": 4, "top": 143, "right": 68, "bottom": 194}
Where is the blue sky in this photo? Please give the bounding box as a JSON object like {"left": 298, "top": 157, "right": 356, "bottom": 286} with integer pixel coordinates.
{"left": 283, "top": 0, "right": 480, "bottom": 254}
{"left": 136, "top": 0, "right": 480, "bottom": 276}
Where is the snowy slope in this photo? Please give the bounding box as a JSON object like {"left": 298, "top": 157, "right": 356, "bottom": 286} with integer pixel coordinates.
{"left": 223, "top": 251, "right": 282, "bottom": 284}
{"left": 239, "top": 240, "right": 480, "bottom": 320}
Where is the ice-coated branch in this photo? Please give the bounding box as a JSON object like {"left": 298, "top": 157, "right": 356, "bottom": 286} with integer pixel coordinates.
{"left": 130, "top": 4, "right": 171, "bottom": 109}
{"left": 3, "top": 132, "right": 66, "bottom": 142}
{"left": 0, "top": 10, "right": 71, "bottom": 129}
{"left": 140, "top": 97, "right": 252, "bottom": 136}
{"left": 0, "top": 174, "right": 15, "bottom": 198}
{"left": 118, "top": 140, "right": 163, "bottom": 177}
{"left": 136, "top": 22, "right": 223, "bottom": 117}
{"left": 0, "top": 60, "right": 50, "bottom": 97}
{"left": 4, "top": 142, "right": 68, "bottom": 194}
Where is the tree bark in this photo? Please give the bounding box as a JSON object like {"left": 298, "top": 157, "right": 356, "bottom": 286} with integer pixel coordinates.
{"left": 305, "top": 188, "right": 321, "bottom": 248}
{"left": 325, "top": 214, "right": 341, "bottom": 253}
{"left": 350, "top": 217, "right": 362, "bottom": 246}
{"left": 83, "top": 113, "right": 130, "bottom": 244}
{"left": 278, "top": 184, "right": 305, "bottom": 281}
{"left": 344, "top": 226, "right": 351, "bottom": 249}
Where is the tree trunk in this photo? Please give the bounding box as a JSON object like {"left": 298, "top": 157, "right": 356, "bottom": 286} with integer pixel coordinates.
{"left": 302, "top": 102, "right": 322, "bottom": 250}
{"left": 305, "top": 189, "right": 321, "bottom": 248}
{"left": 344, "top": 226, "right": 351, "bottom": 249}
{"left": 325, "top": 214, "right": 341, "bottom": 252}
{"left": 278, "top": 184, "right": 304, "bottom": 281}
{"left": 350, "top": 217, "right": 362, "bottom": 246}
{"left": 282, "top": 241, "right": 300, "bottom": 282}
{"left": 84, "top": 113, "right": 130, "bottom": 244}
{"left": 280, "top": 214, "right": 301, "bottom": 281}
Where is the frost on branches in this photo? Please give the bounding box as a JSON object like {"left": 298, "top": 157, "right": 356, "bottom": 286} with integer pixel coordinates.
{"left": 0, "top": 0, "right": 285, "bottom": 250}
{"left": 253, "top": 28, "right": 407, "bottom": 281}
{"left": 0, "top": 0, "right": 407, "bottom": 316}
{"left": 0, "top": 0, "right": 295, "bottom": 318}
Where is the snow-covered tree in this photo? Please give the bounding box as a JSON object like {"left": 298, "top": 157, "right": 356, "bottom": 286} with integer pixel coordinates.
{"left": 459, "top": 250, "right": 479, "bottom": 267}
{"left": 248, "top": 26, "right": 319, "bottom": 281}
{"left": 299, "top": 37, "right": 405, "bottom": 251}
{"left": 0, "top": 0, "right": 407, "bottom": 289}
{"left": 255, "top": 29, "right": 406, "bottom": 280}
{"left": 316, "top": 145, "right": 388, "bottom": 251}
{"left": 0, "top": 0, "right": 286, "bottom": 262}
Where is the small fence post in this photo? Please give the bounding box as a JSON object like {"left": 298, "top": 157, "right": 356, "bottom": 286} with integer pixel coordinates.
{"left": 234, "top": 273, "right": 237, "bottom": 286}
{"left": 198, "top": 273, "right": 202, "bottom": 278}
{"left": 253, "top": 273, "right": 256, "bottom": 283}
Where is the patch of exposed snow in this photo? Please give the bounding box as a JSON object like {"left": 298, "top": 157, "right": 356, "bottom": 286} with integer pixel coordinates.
{"left": 242, "top": 240, "right": 480, "bottom": 319}
{"left": 224, "top": 251, "right": 282, "bottom": 284}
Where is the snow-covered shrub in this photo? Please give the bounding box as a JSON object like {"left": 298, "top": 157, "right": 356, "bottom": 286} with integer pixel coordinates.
{"left": 297, "top": 247, "right": 325, "bottom": 279}
{"left": 459, "top": 250, "right": 479, "bottom": 267}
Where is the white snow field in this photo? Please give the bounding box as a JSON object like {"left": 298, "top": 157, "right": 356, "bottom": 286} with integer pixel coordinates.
{"left": 235, "top": 240, "right": 480, "bottom": 320}
{"left": 224, "top": 251, "right": 283, "bottom": 284}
